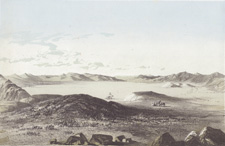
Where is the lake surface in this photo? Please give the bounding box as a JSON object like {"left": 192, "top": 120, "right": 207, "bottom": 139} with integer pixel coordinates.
{"left": 23, "top": 82, "right": 224, "bottom": 104}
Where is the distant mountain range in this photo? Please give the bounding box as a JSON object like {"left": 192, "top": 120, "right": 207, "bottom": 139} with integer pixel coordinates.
{"left": 120, "top": 72, "right": 225, "bottom": 92}
{"left": 153, "top": 72, "right": 224, "bottom": 83}
{"left": 126, "top": 72, "right": 224, "bottom": 83}
{"left": 6, "top": 73, "right": 124, "bottom": 87}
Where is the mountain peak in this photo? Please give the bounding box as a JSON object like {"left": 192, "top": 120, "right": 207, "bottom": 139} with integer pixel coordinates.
{"left": 0, "top": 74, "right": 6, "bottom": 79}
{"left": 210, "top": 72, "right": 224, "bottom": 78}
{"left": 177, "top": 71, "right": 193, "bottom": 76}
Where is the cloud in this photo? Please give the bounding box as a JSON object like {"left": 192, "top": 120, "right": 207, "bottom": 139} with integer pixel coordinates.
{"left": 81, "top": 66, "right": 89, "bottom": 70}
{"left": 0, "top": 57, "right": 35, "bottom": 63}
{"left": 73, "top": 52, "right": 81, "bottom": 56}
{"left": 10, "top": 57, "right": 35, "bottom": 63}
{"left": 73, "top": 59, "right": 82, "bottom": 64}
{"left": 92, "top": 62, "right": 104, "bottom": 67}
{"left": 139, "top": 66, "right": 150, "bottom": 69}
{"left": 100, "top": 32, "right": 114, "bottom": 37}
{"left": 115, "top": 67, "right": 127, "bottom": 70}
{"left": 35, "top": 62, "right": 71, "bottom": 67}
{"left": 73, "top": 34, "right": 93, "bottom": 40}
{"left": 0, "top": 57, "right": 10, "bottom": 62}
{"left": 81, "top": 62, "right": 106, "bottom": 70}
{"left": 88, "top": 62, "right": 105, "bottom": 70}
{"left": 6, "top": 32, "right": 66, "bottom": 53}
{"left": 47, "top": 50, "right": 65, "bottom": 55}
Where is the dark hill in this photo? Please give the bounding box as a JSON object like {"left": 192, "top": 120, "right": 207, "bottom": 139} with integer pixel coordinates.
{"left": 12, "top": 94, "right": 145, "bottom": 125}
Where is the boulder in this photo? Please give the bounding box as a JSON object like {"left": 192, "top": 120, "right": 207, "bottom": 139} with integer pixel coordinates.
{"left": 90, "top": 134, "right": 113, "bottom": 145}
{"left": 115, "top": 135, "right": 126, "bottom": 142}
{"left": 151, "top": 132, "right": 175, "bottom": 146}
{"left": 65, "top": 133, "right": 88, "bottom": 145}
{"left": 184, "top": 131, "right": 202, "bottom": 146}
{"left": 199, "top": 127, "right": 225, "bottom": 146}
{"left": 75, "top": 133, "right": 89, "bottom": 144}
{"left": 66, "top": 136, "right": 81, "bottom": 145}
{"left": 125, "top": 138, "right": 133, "bottom": 143}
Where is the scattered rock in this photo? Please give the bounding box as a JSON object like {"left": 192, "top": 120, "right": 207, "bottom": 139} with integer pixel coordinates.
{"left": 184, "top": 131, "right": 201, "bottom": 146}
{"left": 48, "top": 127, "right": 225, "bottom": 146}
{"left": 151, "top": 132, "right": 175, "bottom": 146}
{"left": 90, "top": 134, "right": 113, "bottom": 145}
{"left": 199, "top": 126, "right": 225, "bottom": 146}
{"left": 75, "top": 133, "right": 89, "bottom": 145}
{"left": 115, "top": 135, "right": 126, "bottom": 142}
{"left": 125, "top": 138, "right": 133, "bottom": 143}
{"left": 66, "top": 133, "right": 89, "bottom": 145}
{"left": 45, "top": 125, "right": 55, "bottom": 130}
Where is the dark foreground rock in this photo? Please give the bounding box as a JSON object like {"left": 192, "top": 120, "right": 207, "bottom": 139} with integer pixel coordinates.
{"left": 184, "top": 131, "right": 202, "bottom": 146}
{"left": 49, "top": 127, "right": 225, "bottom": 146}
{"left": 151, "top": 132, "right": 175, "bottom": 146}
{"left": 50, "top": 133, "right": 142, "bottom": 145}
{"left": 149, "top": 127, "right": 225, "bottom": 146}
{"left": 89, "top": 134, "right": 113, "bottom": 145}
{"left": 66, "top": 133, "right": 89, "bottom": 145}
{"left": 199, "top": 127, "right": 225, "bottom": 146}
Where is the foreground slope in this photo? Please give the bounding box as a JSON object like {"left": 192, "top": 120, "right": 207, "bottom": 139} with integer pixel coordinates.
{"left": 10, "top": 94, "right": 143, "bottom": 125}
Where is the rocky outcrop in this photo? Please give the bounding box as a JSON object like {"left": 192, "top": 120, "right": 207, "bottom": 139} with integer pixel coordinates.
{"left": 0, "top": 80, "right": 30, "bottom": 101}
{"left": 151, "top": 132, "right": 175, "bottom": 146}
{"left": 89, "top": 134, "right": 113, "bottom": 145}
{"left": 199, "top": 127, "right": 225, "bottom": 146}
{"left": 50, "top": 133, "right": 138, "bottom": 145}
{"left": 65, "top": 133, "right": 89, "bottom": 145}
{"left": 150, "top": 127, "right": 225, "bottom": 146}
{"left": 184, "top": 131, "right": 202, "bottom": 146}
{"left": 115, "top": 135, "right": 126, "bottom": 143}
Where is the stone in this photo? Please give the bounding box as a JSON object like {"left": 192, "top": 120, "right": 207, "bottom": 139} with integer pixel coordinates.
{"left": 151, "top": 132, "right": 176, "bottom": 146}
{"left": 90, "top": 134, "right": 113, "bottom": 145}
{"left": 185, "top": 131, "right": 202, "bottom": 146}
{"left": 115, "top": 135, "right": 126, "bottom": 142}
{"left": 199, "top": 127, "right": 225, "bottom": 146}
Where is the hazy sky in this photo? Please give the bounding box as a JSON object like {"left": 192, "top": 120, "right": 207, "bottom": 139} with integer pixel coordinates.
{"left": 0, "top": 0, "right": 224, "bottom": 76}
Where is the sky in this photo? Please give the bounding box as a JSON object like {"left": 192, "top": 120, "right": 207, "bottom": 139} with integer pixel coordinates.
{"left": 0, "top": 0, "right": 224, "bottom": 76}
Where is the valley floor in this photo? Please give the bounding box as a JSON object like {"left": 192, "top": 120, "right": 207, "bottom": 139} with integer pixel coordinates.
{"left": 0, "top": 82, "right": 224, "bottom": 145}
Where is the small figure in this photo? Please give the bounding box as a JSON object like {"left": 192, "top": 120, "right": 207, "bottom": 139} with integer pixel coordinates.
{"left": 106, "top": 92, "right": 113, "bottom": 100}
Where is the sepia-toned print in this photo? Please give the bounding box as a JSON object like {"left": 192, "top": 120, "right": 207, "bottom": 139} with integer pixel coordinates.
{"left": 0, "top": 1, "right": 224, "bottom": 146}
